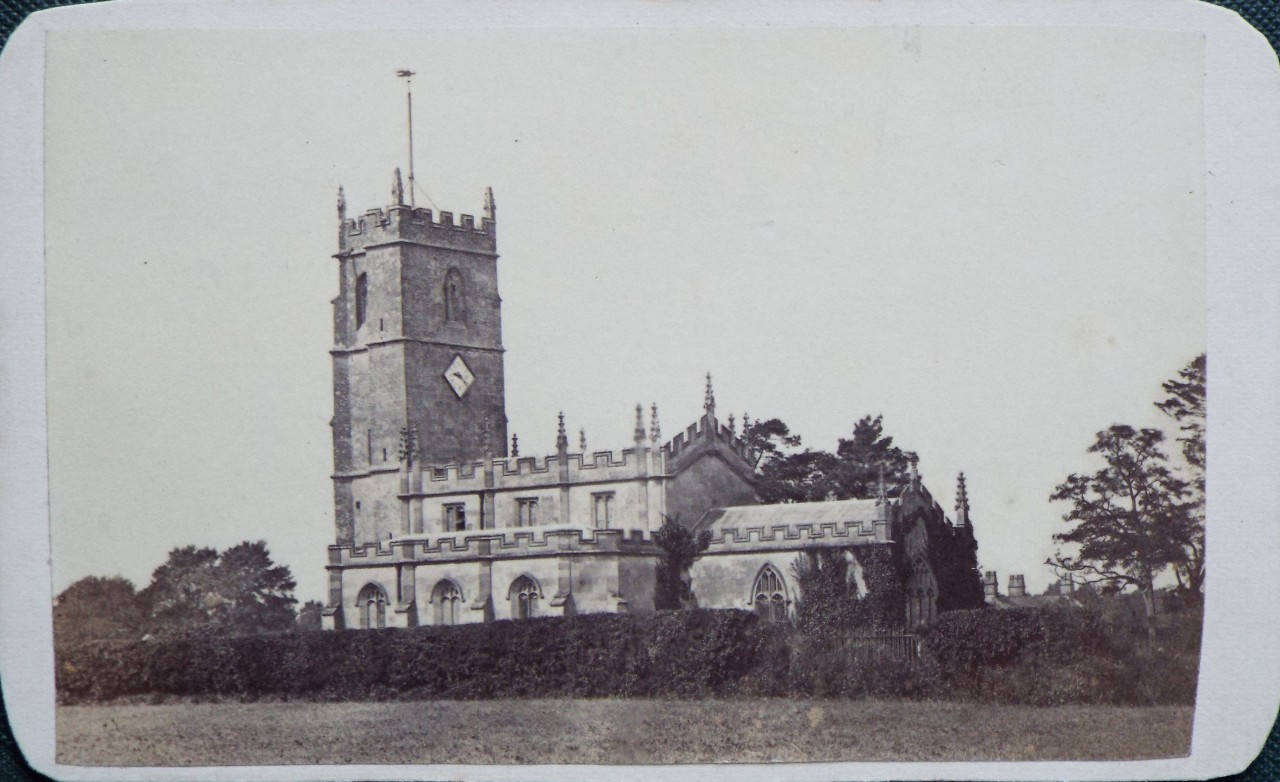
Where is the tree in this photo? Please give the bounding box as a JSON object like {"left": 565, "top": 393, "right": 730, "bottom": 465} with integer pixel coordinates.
{"left": 791, "top": 548, "right": 859, "bottom": 639}
{"left": 1156, "top": 353, "right": 1206, "bottom": 599}
{"left": 792, "top": 545, "right": 909, "bottom": 637}
{"left": 140, "top": 545, "right": 221, "bottom": 629}
{"left": 214, "top": 541, "right": 299, "bottom": 633}
{"left": 53, "top": 576, "right": 146, "bottom": 647}
{"left": 1156, "top": 353, "right": 1206, "bottom": 471}
{"left": 141, "top": 541, "right": 298, "bottom": 635}
{"left": 653, "top": 517, "right": 711, "bottom": 610}
{"left": 743, "top": 414, "right": 914, "bottom": 503}
{"left": 296, "top": 600, "right": 325, "bottom": 631}
{"left": 740, "top": 417, "right": 825, "bottom": 503}
{"left": 832, "top": 415, "right": 915, "bottom": 498}
{"left": 1048, "top": 425, "right": 1191, "bottom": 640}
{"left": 756, "top": 449, "right": 841, "bottom": 504}
{"left": 740, "top": 417, "right": 801, "bottom": 469}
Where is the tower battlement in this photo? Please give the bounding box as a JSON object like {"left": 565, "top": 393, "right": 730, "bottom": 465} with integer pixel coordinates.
{"left": 330, "top": 181, "right": 508, "bottom": 546}
{"left": 339, "top": 203, "right": 496, "bottom": 256}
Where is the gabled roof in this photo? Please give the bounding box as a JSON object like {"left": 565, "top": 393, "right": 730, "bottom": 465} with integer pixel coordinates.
{"left": 662, "top": 413, "right": 756, "bottom": 478}
{"left": 695, "top": 498, "right": 883, "bottom": 533}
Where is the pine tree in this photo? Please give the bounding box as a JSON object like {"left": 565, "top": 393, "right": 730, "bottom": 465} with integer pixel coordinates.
{"left": 1049, "top": 425, "right": 1191, "bottom": 640}
{"left": 1156, "top": 353, "right": 1206, "bottom": 599}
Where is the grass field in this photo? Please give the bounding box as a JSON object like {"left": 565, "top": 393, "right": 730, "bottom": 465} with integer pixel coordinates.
{"left": 56, "top": 699, "right": 1193, "bottom": 766}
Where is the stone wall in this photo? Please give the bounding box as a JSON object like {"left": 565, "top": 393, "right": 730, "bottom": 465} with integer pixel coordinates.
{"left": 330, "top": 194, "right": 509, "bottom": 548}
{"left": 331, "top": 543, "right": 658, "bottom": 629}
{"left": 690, "top": 550, "right": 798, "bottom": 616}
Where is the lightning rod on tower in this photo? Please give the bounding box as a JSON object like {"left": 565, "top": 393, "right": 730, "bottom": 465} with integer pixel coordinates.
{"left": 396, "top": 69, "right": 417, "bottom": 208}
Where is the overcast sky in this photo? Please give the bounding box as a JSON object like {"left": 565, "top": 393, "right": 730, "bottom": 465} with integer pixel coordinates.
{"left": 44, "top": 26, "right": 1204, "bottom": 603}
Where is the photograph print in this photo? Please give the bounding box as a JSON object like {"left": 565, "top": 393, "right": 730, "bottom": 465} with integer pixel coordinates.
{"left": 22, "top": 13, "right": 1228, "bottom": 771}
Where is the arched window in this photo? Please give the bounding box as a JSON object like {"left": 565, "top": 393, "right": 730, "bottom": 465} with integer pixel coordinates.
{"left": 752, "top": 565, "right": 788, "bottom": 623}
{"left": 356, "top": 583, "right": 388, "bottom": 629}
{"left": 355, "top": 272, "right": 369, "bottom": 328}
{"left": 433, "top": 580, "right": 463, "bottom": 626}
{"left": 509, "top": 575, "right": 541, "bottom": 620}
{"left": 443, "top": 268, "right": 465, "bottom": 323}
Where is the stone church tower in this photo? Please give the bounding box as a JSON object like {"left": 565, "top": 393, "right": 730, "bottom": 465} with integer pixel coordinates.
{"left": 330, "top": 172, "right": 508, "bottom": 547}
{"left": 322, "top": 169, "right": 984, "bottom": 632}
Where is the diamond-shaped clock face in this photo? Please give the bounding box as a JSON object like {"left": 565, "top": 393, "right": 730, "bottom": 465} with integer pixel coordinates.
{"left": 444, "top": 355, "right": 475, "bottom": 398}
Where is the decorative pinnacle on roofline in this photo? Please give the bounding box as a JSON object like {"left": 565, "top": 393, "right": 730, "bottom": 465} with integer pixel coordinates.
{"left": 556, "top": 411, "right": 568, "bottom": 452}
{"left": 634, "top": 404, "right": 646, "bottom": 443}
{"left": 392, "top": 167, "right": 405, "bottom": 206}
{"left": 337, "top": 185, "right": 346, "bottom": 221}
{"left": 579, "top": 428, "right": 587, "bottom": 453}
{"left": 511, "top": 433, "right": 519, "bottom": 458}
{"left": 397, "top": 425, "right": 419, "bottom": 467}
{"left": 704, "top": 372, "right": 716, "bottom": 419}
{"left": 956, "top": 472, "right": 971, "bottom": 526}
{"left": 483, "top": 186, "right": 496, "bottom": 222}
{"left": 650, "top": 403, "right": 661, "bottom": 444}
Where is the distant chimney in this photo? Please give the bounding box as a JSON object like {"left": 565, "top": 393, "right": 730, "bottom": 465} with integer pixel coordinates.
{"left": 983, "top": 570, "right": 998, "bottom": 598}
{"left": 1008, "top": 574, "right": 1026, "bottom": 597}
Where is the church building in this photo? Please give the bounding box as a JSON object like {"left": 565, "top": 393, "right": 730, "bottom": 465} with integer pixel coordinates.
{"left": 321, "top": 174, "right": 982, "bottom": 630}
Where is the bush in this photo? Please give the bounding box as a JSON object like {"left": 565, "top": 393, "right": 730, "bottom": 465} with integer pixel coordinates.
{"left": 923, "top": 605, "right": 1197, "bottom": 705}
{"left": 925, "top": 606, "right": 1111, "bottom": 678}
{"left": 57, "top": 610, "right": 772, "bottom": 704}
{"left": 57, "top": 603, "right": 1202, "bottom": 707}
{"left": 925, "top": 609, "right": 1045, "bottom": 680}
{"left": 776, "top": 632, "right": 939, "bottom": 700}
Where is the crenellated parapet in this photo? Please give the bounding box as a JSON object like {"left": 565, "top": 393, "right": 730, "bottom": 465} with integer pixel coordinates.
{"left": 340, "top": 203, "right": 496, "bottom": 256}
{"left": 329, "top": 526, "right": 660, "bottom": 568}
{"left": 702, "top": 518, "right": 886, "bottom": 553}
{"left": 662, "top": 416, "right": 753, "bottom": 466}
{"left": 407, "top": 446, "right": 661, "bottom": 497}
{"left": 694, "top": 497, "right": 893, "bottom": 558}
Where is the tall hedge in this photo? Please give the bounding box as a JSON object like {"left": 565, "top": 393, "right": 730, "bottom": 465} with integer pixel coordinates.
{"left": 57, "top": 605, "right": 1200, "bottom": 706}
{"left": 56, "top": 610, "right": 774, "bottom": 704}
{"left": 923, "top": 606, "right": 1198, "bottom": 706}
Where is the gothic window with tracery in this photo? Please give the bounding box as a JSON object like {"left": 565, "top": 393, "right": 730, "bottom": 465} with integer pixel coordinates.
{"left": 433, "top": 580, "right": 463, "bottom": 626}
{"left": 510, "top": 575, "right": 540, "bottom": 620}
{"left": 752, "top": 565, "right": 788, "bottom": 623}
{"left": 356, "top": 582, "right": 388, "bottom": 629}
{"left": 443, "top": 268, "right": 465, "bottom": 323}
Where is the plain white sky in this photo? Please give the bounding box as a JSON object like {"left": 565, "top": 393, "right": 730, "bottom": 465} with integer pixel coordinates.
{"left": 44, "top": 26, "right": 1204, "bottom": 604}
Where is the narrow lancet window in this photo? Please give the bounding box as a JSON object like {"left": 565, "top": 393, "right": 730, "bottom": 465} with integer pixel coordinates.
{"left": 355, "top": 272, "right": 369, "bottom": 328}
{"left": 443, "top": 268, "right": 465, "bottom": 323}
